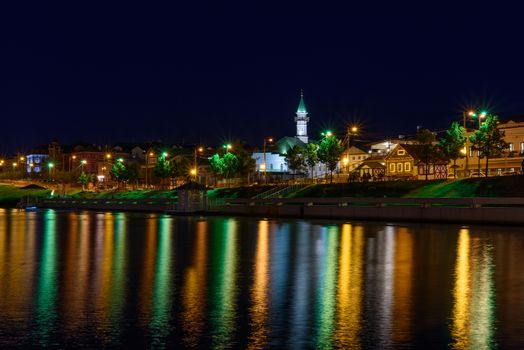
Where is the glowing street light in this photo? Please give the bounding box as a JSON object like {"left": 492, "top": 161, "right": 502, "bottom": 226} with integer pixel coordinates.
{"left": 262, "top": 137, "right": 274, "bottom": 184}
{"left": 193, "top": 146, "right": 205, "bottom": 182}
{"left": 48, "top": 162, "right": 54, "bottom": 180}
{"left": 117, "top": 158, "right": 124, "bottom": 163}
{"left": 106, "top": 153, "right": 112, "bottom": 159}
{"left": 465, "top": 109, "right": 490, "bottom": 176}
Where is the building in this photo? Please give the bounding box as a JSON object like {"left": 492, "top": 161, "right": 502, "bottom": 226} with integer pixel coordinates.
{"left": 385, "top": 144, "right": 447, "bottom": 180}
{"left": 252, "top": 92, "right": 330, "bottom": 180}
{"left": 295, "top": 91, "right": 309, "bottom": 143}
{"left": 340, "top": 146, "right": 370, "bottom": 174}
{"left": 455, "top": 116, "right": 524, "bottom": 176}
{"left": 353, "top": 156, "right": 386, "bottom": 181}
{"left": 26, "top": 153, "right": 49, "bottom": 173}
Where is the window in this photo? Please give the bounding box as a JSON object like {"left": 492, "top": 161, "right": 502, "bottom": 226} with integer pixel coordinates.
{"left": 520, "top": 142, "right": 524, "bottom": 153}
{"left": 389, "top": 163, "right": 396, "bottom": 172}
{"left": 469, "top": 146, "right": 474, "bottom": 157}
{"left": 397, "top": 150, "right": 405, "bottom": 156}
{"left": 397, "top": 163, "right": 403, "bottom": 172}
{"left": 509, "top": 143, "right": 514, "bottom": 152}
{"left": 404, "top": 162, "right": 411, "bottom": 172}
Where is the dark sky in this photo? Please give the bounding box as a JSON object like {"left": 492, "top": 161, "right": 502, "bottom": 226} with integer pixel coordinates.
{"left": 2, "top": 2, "right": 524, "bottom": 153}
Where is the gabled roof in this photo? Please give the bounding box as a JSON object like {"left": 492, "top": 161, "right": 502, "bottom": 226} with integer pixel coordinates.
{"left": 354, "top": 161, "right": 385, "bottom": 170}
{"left": 386, "top": 144, "right": 448, "bottom": 164}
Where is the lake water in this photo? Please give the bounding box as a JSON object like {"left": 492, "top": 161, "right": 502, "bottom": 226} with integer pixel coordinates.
{"left": 0, "top": 209, "right": 523, "bottom": 349}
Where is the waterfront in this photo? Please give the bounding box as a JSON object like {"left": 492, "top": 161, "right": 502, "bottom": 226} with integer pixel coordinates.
{"left": 0, "top": 210, "right": 523, "bottom": 348}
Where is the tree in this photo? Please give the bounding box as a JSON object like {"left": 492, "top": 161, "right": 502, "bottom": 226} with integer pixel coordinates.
{"left": 222, "top": 152, "right": 239, "bottom": 187}
{"left": 285, "top": 145, "right": 306, "bottom": 178}
{"left": 304, "top": 142, "right": 319, "bottom": 179}
{"left": 233, "top": 142, "right": 256, "bottom": 185}
{"left": 414, "top": 128, "right": 437, "bottom": 180}
{"left": 208, "top": 151, "right": 239, "bottom": 187}
{"left": 469, "top": 115, "right": 509, "bottom": 177}
{"left": 317, "top": 135, "right": 344, "bottom": 183}
{"left": 110, "top": 160, "right": 128, "bottom": 188}
{"left": 209, "top": 153, "right": 224, "bottom": 175}
{"left": 78, "top": 171, "right": 89, "bottom": 191}
{"left": 153, "top": 156, "right": 172, "bottom": 189}
{"left": 439, "top": 122, "right": 466, "bottom": 178}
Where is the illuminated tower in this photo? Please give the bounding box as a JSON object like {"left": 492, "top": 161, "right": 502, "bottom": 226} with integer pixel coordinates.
{"left": 295, "top": 90, "right": 309, "bottom": 143}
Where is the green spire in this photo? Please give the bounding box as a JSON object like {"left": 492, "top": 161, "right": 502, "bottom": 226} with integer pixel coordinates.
{"left": 296, "top": 90, "right": 307, "bottom": 114}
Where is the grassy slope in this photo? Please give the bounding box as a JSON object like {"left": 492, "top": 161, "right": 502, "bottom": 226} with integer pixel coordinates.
{"left": 290, "top": 175, "right": 524, "bottom": 198}
{"left": 0, "top": 185, "right": 52, "bottom": 206}
{"left": 69, "top": 189, "right": 178, "bottom": 199}
{"left": 2, "top": 176, "right": 524, "bottom": 207}
{"left": 207, "top": 185, "right": 275, "bottom": 200}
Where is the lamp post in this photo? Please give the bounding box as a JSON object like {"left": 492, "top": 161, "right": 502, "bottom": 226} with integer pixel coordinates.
{"left": 467, "top": 110, "right": 487, "bottom": 176}
{"left": 263, "top": 137, "right": 273, "bottom": 184}
{"left": 145, "top": 151, "right": 154, "bottom": 188}
{"left": 48, "top": 162, "right": 54, "bottom": 181}
{"left": 193, "top": 146, "right": 204, "bottom": 183}
{"left": 344, "top": 125, "right": 358, "bottom": 175}
{"left": 81, "top": 160, "right": 87, "bottom": 173}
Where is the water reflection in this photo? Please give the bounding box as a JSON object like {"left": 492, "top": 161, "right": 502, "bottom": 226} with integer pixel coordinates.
{"left": 334, "top": 224, "right": 364, "bottom": 349}
{"left": 150, "top": 215, "right": 174, "bottom": 347}
{"left": 451, "top": 228, "right": 496, "bottom": 349}
{"left": 0, "top": 210, "right": 518, "bottom": 348}
{"left": 181, "top": 219, "right": 207, "bottom": 347}
{"left": 33, "top": 210, "right": 57, "bottom": 346}
{"left": 248, "top": 220, "right": 270, "bottom": 349}
{"left": 209, "top": 218, "right": 239, "bottom": 349}
{"left": 315, "top": 225, "right": 339, "bottom": 349}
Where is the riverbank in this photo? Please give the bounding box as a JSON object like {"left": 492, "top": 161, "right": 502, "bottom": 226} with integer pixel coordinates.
{"left": 4, "top": 176, "right": 524, "bottom": 225}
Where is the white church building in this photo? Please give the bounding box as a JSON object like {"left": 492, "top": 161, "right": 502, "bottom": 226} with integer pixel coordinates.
{"left": 252, "top": 92, "right": 332, "bottom": 178}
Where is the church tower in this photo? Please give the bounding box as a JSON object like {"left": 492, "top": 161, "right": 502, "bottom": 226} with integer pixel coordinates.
{"left": 295, "top": 90, "right": 309, "bottom": 143}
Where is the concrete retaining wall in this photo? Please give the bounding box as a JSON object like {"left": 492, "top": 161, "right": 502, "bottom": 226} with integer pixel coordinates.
{"left": 222, "top": 204, "right": 524, "bottom": 225}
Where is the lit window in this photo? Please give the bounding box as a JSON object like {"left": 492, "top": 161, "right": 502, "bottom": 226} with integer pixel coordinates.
{"left": 520, "top": 142, "right": 524, "bottom": 153}
{"left": 397, "top": 150, "right": 405, "bottom": 156}
{"left": 509, "top": 143, "right": 514, "bottom": 152}
{"left": 389, "top": 163, "right": 396, "bottom": 172}
{"left": 397, "top": 163, "right": 403, "bottom": 172}
{"left": 405, "top": 162, "right": 411, "bottom": 172}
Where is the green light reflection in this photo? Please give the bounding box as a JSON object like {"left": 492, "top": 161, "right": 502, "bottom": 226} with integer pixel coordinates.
{"left": 209, "top": 218, "right": 238, "bottom": 350}
{"left": 150, "top": 215, "right": 174, "bottom": 347}
{"left": 34, "top": 210, "right": 57, "bottom": 346}
{"left": 316, "top": 226, "right": 339, "bottom": 349}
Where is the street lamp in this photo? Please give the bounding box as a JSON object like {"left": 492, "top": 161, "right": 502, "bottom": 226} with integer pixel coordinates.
{"left": 48, "top": 162, "right": 54, "bottom": 181}
{"left": 465, "top": 110, "right": 488, "bottom": 176}
{"left": 193, "top": 146, "right": 204, "bottom": 182}
{"left": 262, "top": 137, "right": 273, "bottom": 184}
{"left": 145, "top": 151, "right": 155, "bottom": 189}
{"left": 343, "top": 125, "right": 359, "bottom": 175}
{"left": 81, "top": 160, "right": 87, "bottom": 173}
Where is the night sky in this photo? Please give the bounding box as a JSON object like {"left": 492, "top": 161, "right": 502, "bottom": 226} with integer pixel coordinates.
{"left": 2, "top": 2, "right": 524, "bottom": 153}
